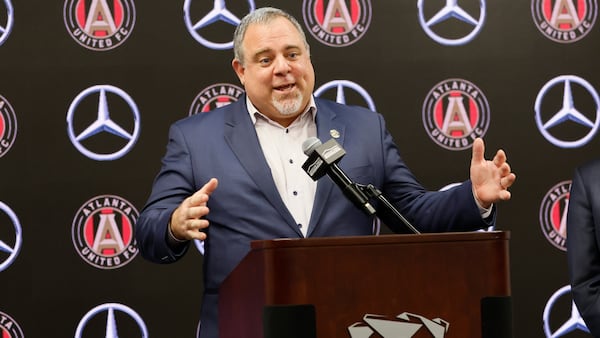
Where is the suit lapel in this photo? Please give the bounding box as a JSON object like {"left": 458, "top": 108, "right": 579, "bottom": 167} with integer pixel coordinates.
{"left": 307, "top": 100, "right": 346, "bottom": 237}
{"left": 223, "top": 99, "right": 300, "bottom": 235}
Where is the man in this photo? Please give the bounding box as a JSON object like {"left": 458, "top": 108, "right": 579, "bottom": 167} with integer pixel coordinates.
{"left": 567, "top": 158, "right": 600, "bottom": 336}
{"left": 135, "top": 7, "right": 516, "bottom": 338}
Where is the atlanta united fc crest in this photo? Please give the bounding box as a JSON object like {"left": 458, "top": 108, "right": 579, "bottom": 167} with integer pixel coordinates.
{"left": 532, "top": 0, "right": 598, "bottom": 43}
{"left": 0, "top": 94, "right": 17, "bottom": 158}
{"left": 539, "top": 180, "right": 571, "bottom": 251}
{"left": 189, "top": 83, "right": 245, "bottom": 116}
{"left": 302, "top": 0, "right": 372, "bottom": 47}
{"left": 422, "top": 78, "right": 490, "bottom": 151}
{"left": 0, "top": 311, "right": 24, "bottom": 338}
{"left": 71, "top": 195, "right": 139, "bottom": 269}
{"left": 64, "top": 0, "right": 136, "bottom": 51}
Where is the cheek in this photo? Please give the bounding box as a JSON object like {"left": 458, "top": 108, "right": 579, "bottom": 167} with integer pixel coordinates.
{"left": 244, "top": 78, "right": 270, "bottom": 98}
{"left": 297, "top": 63, "right": 314, "bottom": 81}
{"left": 248, "top": 73, "right": 271, "bottom": 89}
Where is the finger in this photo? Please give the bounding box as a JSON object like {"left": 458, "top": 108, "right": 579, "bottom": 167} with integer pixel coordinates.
{"left": 187, "top": 218, "right": 209, "bottom": 231}
{"left": 471, "top": 138, "right": 485, "bottom": 163}
{"left": 498, "top": 189, "right": 512, "bottom": 201}
{"left": 501, "top": 173, "right": 517, "bottom": 189}
{"left": 186, "top": 219, "right": 209, "bottom": 241}
{"left": 187, "top": 205, "right": 210, "bottom": 220}
{"left": 499, "top": 162, "right": 511, "bottom": 176}
{"left": 493, "top": 149, "right": 507, "bottom": 167}
{"left": 185, "top": 226, "right": 207, "bottom": 241}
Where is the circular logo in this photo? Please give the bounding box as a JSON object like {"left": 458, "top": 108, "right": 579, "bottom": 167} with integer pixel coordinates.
{"left": 189, "top": 83, "right": 244, "bottom": 115}
{"left": 539, "top": 180, "right": 571, "bottom": 251}
{"left": 71, "top": 195, "right": 139, "bottom": 269}
{"left": 417, "top": 0, "right": 486, "bottom": 46}
{"left": 534, "top": 75, "right": 600, "bottom": 148}
{"left": 64, "top": 0, "right": 136, "bottom": 51}
{"left": 422, "top": 78, "right": 490, "bottom": 150}
{"left": 75, "top": 303, "right": 148, "bottom": 337}
{"left": 543, "top": 285, "right": 590, "bottom": 336}
{"left": 0, "top": 311, "right": 24, "bottom": 338}
{"left": 0, "top": 94, "right": 17, "bottom": 158}
{"left": 302, "top": 0, "right": 372, "bottom": 47}
{"left": 0, "top": 0, "right": 14, "bottom": 46}
{"left": 0, "top": 201, "right": 22, "bottom": 272}
{"left": 66, "top": 85, "right": 141, "bottom": 161}
{"left": 183, "top": 0, "right": 255, "bottom": 50}
{"left": 314, "top": 80, "right": 377, "bottom": 111}
{"left": 532, "top": 0, "right": 598, "bottom": 43}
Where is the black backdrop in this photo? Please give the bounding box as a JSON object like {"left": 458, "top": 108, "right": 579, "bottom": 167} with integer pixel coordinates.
{"left": 1, "top": 1, "right": 599, "bottom": 337}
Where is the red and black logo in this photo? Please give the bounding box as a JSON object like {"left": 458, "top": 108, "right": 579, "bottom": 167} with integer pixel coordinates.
{"left": 539, "top": 180, "right": 571, "bottom": 251}
{"left": 189, "top": 83, "right": 244, "bottom": 115}
{"left": 0, "top": 94, "right": 17, "bottom": 158}
{"left": 71, "top": 195, "right": 139, "bottom": 269}
{"left": 422, "top": 78, "right": 490, "bottom": 151}
{"left": 0, "top": 311, "right": 24, "bottom": 338}
{"left": 302, "top": 0, "right": 372, "bottom": 47}
{"left": 64, "top": 0, "right": 136, "bottom": 51}
{"left": 532, "top": 0, "right": 598, "bottom": 43}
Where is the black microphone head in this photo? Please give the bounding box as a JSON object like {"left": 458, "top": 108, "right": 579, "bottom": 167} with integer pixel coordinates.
{"left": 302, "top": 137, "right": 322, "bottom": 156}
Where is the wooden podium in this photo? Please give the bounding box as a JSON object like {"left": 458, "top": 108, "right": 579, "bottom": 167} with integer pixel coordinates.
{"left": 219, "top": 231, "right": 511, "bottom": 338}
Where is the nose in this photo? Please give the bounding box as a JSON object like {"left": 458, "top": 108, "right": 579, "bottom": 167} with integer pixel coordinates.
{"left": 273, "top": 56, "right": 291, "bottom": 74}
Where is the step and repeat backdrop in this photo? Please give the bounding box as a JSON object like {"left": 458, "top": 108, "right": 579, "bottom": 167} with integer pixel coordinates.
{"left": 1, "top": 1, "right": 599, "bottom": 337}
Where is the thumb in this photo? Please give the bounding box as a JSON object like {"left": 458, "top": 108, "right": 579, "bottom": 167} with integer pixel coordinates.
{"left": 189, "top": 178, "right": 219, "bottom": 206}
{"left": 201, "top": 178, "right": 219, "bottom": 196}
{"left": 471, "top": 138, "right": 485, "bottom": 164}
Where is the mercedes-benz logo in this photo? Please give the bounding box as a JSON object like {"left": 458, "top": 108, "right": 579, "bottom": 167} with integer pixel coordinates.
{"left": 418, "top": 0, "right": 486, "bottom": 46}
{"left": 535, "top": 75, "right": 600, "bottom": 148}
{"left": 543, "top": 285, "right": 590, "bottom": 337}
{"left": 66, "top": 85, "right": 141, "bottom": 161}
{"left": 0, "top": 0, "right": 14, "bottom": 46}
{"left": 0, "top": 201, "right": 22, "bottom": 272}
{"left": 314, "top": 80, "right": 377, "bottom": 112}
{"left": 183, "top": 0, "right": 255, "bottom": 50}
{"left": 75, "top": 303, "right": 148, "bottom": 338}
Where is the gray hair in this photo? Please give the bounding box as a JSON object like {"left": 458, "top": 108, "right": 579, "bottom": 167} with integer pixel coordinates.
{"left": 233, "top": 7, "right": 310, "bottom": 66}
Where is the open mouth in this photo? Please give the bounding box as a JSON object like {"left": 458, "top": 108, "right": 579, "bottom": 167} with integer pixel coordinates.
{"left": 274, "top": 83, "right": 295, "bottom": 92}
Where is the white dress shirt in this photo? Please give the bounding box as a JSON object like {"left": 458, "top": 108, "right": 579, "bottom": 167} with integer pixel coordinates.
{"left": 247, "top": 96, "right": 318, "bottom": 237}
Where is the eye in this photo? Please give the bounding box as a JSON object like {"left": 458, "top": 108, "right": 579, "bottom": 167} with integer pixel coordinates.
{"left": 259, "top": 57, "right": 271, "bottom": 65}
{"left": 288, "top": 51, "right": 299, "bottom": 59}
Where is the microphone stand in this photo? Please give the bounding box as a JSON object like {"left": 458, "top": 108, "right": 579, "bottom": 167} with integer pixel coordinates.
{"left": 357, "top": 183, "right": 421, "bottom": 235}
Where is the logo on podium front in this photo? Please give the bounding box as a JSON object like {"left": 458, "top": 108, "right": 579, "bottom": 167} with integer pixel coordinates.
{"left": 348, "top": 312, "right": 449, "bottom": 338}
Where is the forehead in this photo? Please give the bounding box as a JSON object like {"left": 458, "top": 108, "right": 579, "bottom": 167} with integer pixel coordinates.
{"left": 243, "top": 17, "right": 305, "bottom": 51}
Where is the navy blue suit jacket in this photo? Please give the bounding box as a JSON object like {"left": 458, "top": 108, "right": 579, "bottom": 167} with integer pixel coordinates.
{"left": 567, "top": 158, "right": 600, "bottom": 336}
{"left": 136, "top": 97, "right": 493, "bottom": 338}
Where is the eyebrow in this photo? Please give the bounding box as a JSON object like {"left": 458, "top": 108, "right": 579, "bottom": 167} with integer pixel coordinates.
{"left": 253, "top": 44, "right": 301, "bottom": 58}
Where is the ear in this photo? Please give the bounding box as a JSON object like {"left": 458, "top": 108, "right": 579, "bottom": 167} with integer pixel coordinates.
{"left": 232, "top": 59, "right": 245, "bottom": 86}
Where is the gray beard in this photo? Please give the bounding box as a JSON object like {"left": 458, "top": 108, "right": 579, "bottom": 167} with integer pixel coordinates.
{"left": 272, "top": 93, "right": 304, "bottom": 116}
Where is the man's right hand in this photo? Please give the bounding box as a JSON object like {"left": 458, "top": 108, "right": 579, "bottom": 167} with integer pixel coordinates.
{"left": 170, "top": 178, "right": 219, "bottom": 241}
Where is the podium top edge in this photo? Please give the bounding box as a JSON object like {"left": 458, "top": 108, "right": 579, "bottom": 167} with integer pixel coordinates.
{"left": 250, "top": 230, "right": 510, "bottom": 250}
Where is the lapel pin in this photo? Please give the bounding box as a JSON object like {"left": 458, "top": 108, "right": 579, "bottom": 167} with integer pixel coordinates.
{"left": 330, "top": 129, "right": 340, "bottom": 138}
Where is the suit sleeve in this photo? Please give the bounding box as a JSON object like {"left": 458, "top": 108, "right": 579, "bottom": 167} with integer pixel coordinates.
{"left": 567, "top": 166, "right": 600, "bottom": 336}
{"left": 376, "top": 114, "right": 493, "bottom": 233}
{"left": 135, "top": 123, "right": 195, "bottom": 264}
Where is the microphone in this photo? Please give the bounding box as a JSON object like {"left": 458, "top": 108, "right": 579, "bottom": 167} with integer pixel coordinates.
{"left": 302, "top": 137, "right": 376, "bottom": 216}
